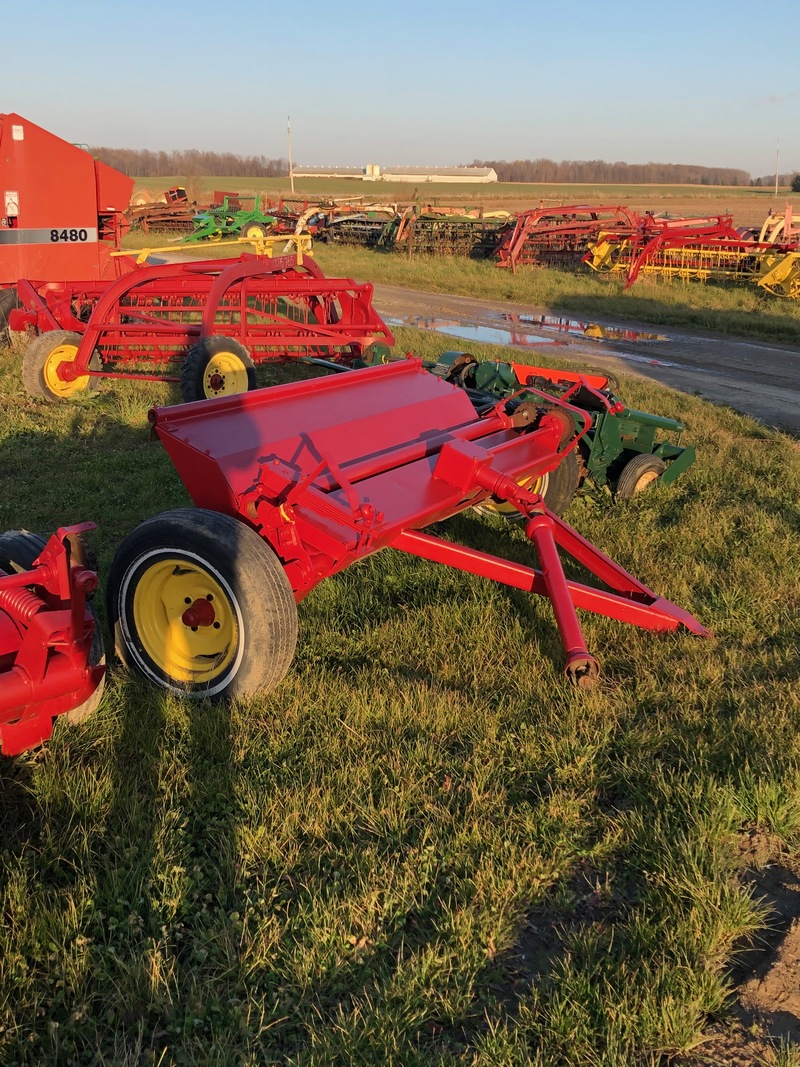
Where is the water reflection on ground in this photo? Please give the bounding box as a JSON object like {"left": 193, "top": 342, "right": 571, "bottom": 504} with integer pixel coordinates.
{"left": 386, "top": 313, "right": 682, "bottom": 369}
{"left": 501, "top": 313, "right": 667, "bottom": 342}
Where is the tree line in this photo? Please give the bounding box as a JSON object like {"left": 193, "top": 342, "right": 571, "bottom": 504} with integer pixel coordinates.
{"left": 91, "top": 146, "right": 759, "bottom": 187}
{"left": 90, "top": 147, "right": 289, "bottom": 178}
{"left": 470, "top": 158, "right": 751, "bottom": 186}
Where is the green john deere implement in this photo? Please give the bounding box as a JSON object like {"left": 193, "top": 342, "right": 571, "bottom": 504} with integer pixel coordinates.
{"left": 182, "top": 196, "right": 277, "bottom": 244}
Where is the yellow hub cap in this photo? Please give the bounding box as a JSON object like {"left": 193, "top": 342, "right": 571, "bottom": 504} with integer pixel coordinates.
{"left": 43, "top": 343, "right": 89, "bottom": 398}
{"left": 133, "top": 557, "right": 238, "bottom": 684}
{"left": 244, "top": 226, "right": 262, "bottom": 240}
{"left": 203, "top": 351, "right": 249, "bottom": 398}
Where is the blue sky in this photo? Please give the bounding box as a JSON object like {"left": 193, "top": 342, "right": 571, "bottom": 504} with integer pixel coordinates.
{"left": 5, "top": 0, "right": 799, "bottom": 177}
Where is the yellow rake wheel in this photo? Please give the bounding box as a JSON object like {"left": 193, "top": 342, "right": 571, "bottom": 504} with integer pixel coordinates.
{"left": 241, "top": 222, "right": 267, "bottom": 242}
{"left": 22, "top": 330, "right": 100, "bottom": 401}
{"left": 132, "top": 555, "right": 238, "bottom": 687}
{"left": 180, "top": 335, "right": 257, "bottom": 403}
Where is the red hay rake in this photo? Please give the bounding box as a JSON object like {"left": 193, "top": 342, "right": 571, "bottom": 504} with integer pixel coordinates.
{"left": 495, "top": 205, "right": 638, "bottom": 272}
{"left": 12, "top": 253, "right": 395, "bottom": 403}
{"left": 584, "top": 212, "right": 800, "bottom": 296}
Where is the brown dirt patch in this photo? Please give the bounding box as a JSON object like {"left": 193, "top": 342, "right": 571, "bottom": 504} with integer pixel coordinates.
{"left": 684, "top": 830, "right": 800, "bottom": 1066}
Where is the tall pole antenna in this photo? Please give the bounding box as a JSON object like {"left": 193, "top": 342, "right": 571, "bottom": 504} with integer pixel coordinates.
{"left": 285, "top": 118, "right": 296, "bottom": 196}
{"left": 774, "top": 140, "right": 780, "bottom": 199}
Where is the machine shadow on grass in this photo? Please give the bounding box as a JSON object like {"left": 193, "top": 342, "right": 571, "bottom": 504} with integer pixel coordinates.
{"left": 85, "top": 682, "right": 241, "bottom": 1056}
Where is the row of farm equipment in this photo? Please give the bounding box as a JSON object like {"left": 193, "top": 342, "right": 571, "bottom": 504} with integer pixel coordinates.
{"left": 0, "top": 111, "right": 711, "bottom": 755}
{"left": 129, "top": 184, "right": 800, "bottom": 298}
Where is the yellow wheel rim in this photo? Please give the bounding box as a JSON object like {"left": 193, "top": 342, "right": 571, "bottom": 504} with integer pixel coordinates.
{"left": 244, "top": 225, "right": 262, "bottom": 240}
{"left": 632, "top": 469, "right": 661, "bottom": 494}
{"left": 132, "top": 557, "right": 238, "bottom": 684}
{"left": 485, "top": 471, "right": 547, "bottom": 517}
{"left": 202, "top": 351, "right": 250, "bottom": 398}
{"left": 43, "top": 342, "right": 89, "bottom": 398}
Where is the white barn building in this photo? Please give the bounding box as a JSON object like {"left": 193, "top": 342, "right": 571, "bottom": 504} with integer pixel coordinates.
{"left": 293, "top": 164, "right": 498, "bottom": 183}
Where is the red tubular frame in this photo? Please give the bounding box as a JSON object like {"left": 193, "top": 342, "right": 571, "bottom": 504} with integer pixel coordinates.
{"left": 0, "top": 525, "right": 104, "bottom": 755}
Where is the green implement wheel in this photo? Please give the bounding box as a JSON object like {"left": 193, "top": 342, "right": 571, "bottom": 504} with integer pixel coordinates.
{"left": 107, "top": 509, "right": 298, "bottom": 701}
{"left": 180, "top": 336, "right": 257, "bottom": 403}
{"left": 615, "top": 454, "right": 667, "bottom": 499}
{"left": 241, "top": 222, "right": 268, "bottom": 241}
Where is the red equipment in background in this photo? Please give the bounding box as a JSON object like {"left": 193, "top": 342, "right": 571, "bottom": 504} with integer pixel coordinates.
{"left": 0, "top": 524, "right": 105, "bottom": 756}
{"left": 584, "top": 214, "right": 754, "bottom": 287}
{"left": 0, "top": 114, "right": 393, "bottom": 402}
{"left": 0, "top": 113, "right": 133, "bottom": 285}
{"left": 495, "top": 205, "right": 637, "bottom": 271}
{"left": 107, "top": 359, "right": 709, "bottom": 701}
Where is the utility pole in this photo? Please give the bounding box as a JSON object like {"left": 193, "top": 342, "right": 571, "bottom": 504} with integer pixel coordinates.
{"left": 288, "top": 115, "right": 294, "bottom": 195}
{"left": 774, "top": 141, "right": 780, "bottom": 199}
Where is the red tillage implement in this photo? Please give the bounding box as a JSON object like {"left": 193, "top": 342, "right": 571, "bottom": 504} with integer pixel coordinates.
{"left": 0, "top": 525, "right": 104, "bottom": 755}
{"left": 14, "top": 254, "right": 394, "bottom": 403}
{"left": 107, "top": 359, "right": 708, "bottom": 700}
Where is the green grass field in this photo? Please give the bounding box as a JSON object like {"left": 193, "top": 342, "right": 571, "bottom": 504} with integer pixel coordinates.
{"left": 1, "top": 318, "right": 799, "bottom": 1064}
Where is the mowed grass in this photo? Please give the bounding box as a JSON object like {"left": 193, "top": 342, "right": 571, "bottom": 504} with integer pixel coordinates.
{"left": 0, "top": 329, "right": 799, "bottom": 1066}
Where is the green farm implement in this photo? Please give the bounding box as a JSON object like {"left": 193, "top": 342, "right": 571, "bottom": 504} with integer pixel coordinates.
{"left": 183, "top": 196, "right": 278, "bottom": 244}
{"left": 420, "top": 351, "right": 695, "bottom": 510}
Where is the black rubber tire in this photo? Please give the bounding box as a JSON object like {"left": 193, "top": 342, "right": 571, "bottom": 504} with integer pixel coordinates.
{"left": 475, "top": 448, "right": 579, "bottom": 521}
{"left": 538, "top": 448, "right": 580, "bottom": 517}
{"left": 22, "top": 330, "right": 101, "bottom": 401}
{"left": 0, "top": 288, "right": 20, "bottom": 339}
{"left": 106, "top": 509, "right": 298, "bottom": 700}
{"left": 615, "top": 453, "right": 667, "bottom": 500}
{"left": 180, "top": 335, "right": 257, "bottom": 403}
{"left": 0, "top": 531, "right": 104, "bottom": 724}
{"left": 0, "top": 530, "right": 46, "bottom": 574}
{"left": 241, "top": 222, "right": 267, "bottom": 241}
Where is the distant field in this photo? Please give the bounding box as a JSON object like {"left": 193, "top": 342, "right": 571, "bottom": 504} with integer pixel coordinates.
{"left": 131, "top": 176, "right": 800, "bottom": 229}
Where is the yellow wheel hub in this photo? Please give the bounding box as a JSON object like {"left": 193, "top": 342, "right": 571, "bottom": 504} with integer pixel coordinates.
{"left": 632, "top": 469, "right": 661, "bottom": 494}
{"left": 133, "top": 557, "right": 238, "bottom": 684}
{"left": 486, "top": 471, "right": 547, "bottom": 517}
{"left": 203, "top": 351, "right": 249, "bottom": 398}
{"left": 43, "top": 342, "right": 90, "bottom": 398}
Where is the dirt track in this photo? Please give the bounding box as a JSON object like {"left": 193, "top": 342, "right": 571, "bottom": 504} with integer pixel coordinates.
{"left": 372, "top": 284, "right": 800, "bottom": 437}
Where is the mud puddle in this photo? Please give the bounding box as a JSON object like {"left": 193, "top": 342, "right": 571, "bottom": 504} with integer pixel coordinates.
{"left": 386, "top": 314, "right": 684, "bottom": 370}
{"left": 499, "top": 312, "right": 667, "bottom": 343}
